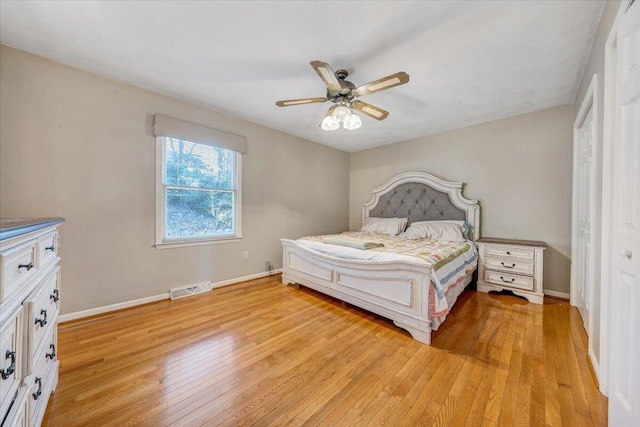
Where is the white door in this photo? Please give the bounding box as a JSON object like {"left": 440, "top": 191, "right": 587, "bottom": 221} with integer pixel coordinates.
{"left": 609, "top": 1, "right": 640, "bottom": 425}
{"left": 574, "top": 104, "right": 595, "bottom": 328}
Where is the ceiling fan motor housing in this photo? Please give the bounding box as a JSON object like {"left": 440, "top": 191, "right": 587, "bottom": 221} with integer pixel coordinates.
{"left": 329, "top": 69, "right": 356, "bottom": 99}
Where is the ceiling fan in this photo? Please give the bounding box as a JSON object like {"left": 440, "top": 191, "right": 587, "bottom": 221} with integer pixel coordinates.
{"left": 276, "top": 61, "right": 410, "bottom": 130}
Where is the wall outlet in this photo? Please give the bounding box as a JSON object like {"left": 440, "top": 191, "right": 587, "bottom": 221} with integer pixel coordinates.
{"left": 243, "top": 251, "right": 249, "bottom": 260}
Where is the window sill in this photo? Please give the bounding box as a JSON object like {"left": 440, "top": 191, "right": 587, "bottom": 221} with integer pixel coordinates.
{"left": 154, "top": 236, "right": 242, "bottom": 250}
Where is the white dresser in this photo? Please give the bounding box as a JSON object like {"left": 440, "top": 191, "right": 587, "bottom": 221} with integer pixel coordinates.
{"left": 477, "top": 237, "right": 547, "bottom": 304}
{"left": 0, "top": 218, "right": 64, "bottom": 427}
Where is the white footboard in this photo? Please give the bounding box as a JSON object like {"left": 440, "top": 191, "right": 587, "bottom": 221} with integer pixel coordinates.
{"left": 281, "top": 238, "right": 434, "bottom": 344}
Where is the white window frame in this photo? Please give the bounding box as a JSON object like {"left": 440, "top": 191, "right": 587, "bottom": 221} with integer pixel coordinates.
{"left": 154, "top": 136, "right": 242, "bottom": 249}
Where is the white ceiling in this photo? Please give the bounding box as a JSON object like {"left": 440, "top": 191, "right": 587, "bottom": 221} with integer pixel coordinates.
{"left": 0, "top": 1, "right": 604, "bottom": 152}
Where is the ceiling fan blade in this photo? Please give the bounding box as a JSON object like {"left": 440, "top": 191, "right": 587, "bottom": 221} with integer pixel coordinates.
{"left": 353, "top": 72, "right": 410, "bottom": 97}
{"left": 352, "top": 101, "right": 389, "bottom": 121}
{"left": 310, "top": 61, "right": 342, "bottom": 91}
{"left": 275, "top": 97, "right": 327, "bottom": 107}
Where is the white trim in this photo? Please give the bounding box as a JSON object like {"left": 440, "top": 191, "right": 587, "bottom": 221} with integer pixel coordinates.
{"left": 543, "top": 290, "right": 571, "bottom": 300}
{"left": 58, "top": 293, "right": 169, "bottom": 323}
{"left": 599, "top": 25, "right": 617, "bottom": 399}
{"left": 212, "top": 268, "right": 283, "bottom": 288}
{"left": 589, "top": 347, "right": 602, "bottom": 386}
{"left": 58, "top": 268, "right": 282, "bottom": 323}
{"left": 599, "top": 0, "right": 631, "bottom": 398}
{"left": 362, "top": 171, "right": 480, "bottom": 241}
{"left": 154, "top": 136, "right": 243, "bottom": 248}
{"left": 155, "top": 236, "right": 242, "bottom": 250}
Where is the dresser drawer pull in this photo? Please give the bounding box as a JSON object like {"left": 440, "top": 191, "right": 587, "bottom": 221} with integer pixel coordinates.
{"left": 46, "top": 344, "right": 56, "bottom": 360}
{"left": 35, "top": 309, "right": 48, "bottom": 327}
{"left": 18, "top": 262, "right": 34, "bottom": 271}
{"left": 501, "top": 262, "right": 516, "bottom": 269}
{"left": 500, "top": 276, "right": 516, "bottom": 283}
{"left": 45, "top": 244, "right": 56, "bottom": 252}
{"left": 50, "top": 289, "right": 60, "bottom": 302}
{"left": 32, "top": 377, "right": 42, "bottom": 400}
{"left": 0, "top": 350, "right": 16, "bottom": 380}
{"left": 506, "top": 251, "right": 511, "bottom": 255}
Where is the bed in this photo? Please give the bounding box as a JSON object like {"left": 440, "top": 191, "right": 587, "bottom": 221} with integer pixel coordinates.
{"left": 280, "top": 172, "right": 480, "bottom": 344}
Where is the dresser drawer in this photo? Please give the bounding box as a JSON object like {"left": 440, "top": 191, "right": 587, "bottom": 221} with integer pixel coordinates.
{"left": 24, "top": 267, "right": 60, "bottom": 375}
{"left": 484, "top": 256, "right": 534, "bottom": 276}
{"left": 27, "top": 324, "right": 57, "bottom": 402}
{"left": 485, "top": 245, "right": 534, "bottom": 261}
{"left": 2, "top": 384, "right": 29, "bottom": 427}
{"left": 28, "top": 335, "right": 58, "bottom": 427}
{"left": 484, "top": 271, "right": 534, "bottom": 291}
{"left": 0, "top": 307, "right": 23, "bottom": 423}
{"left": 0, "top": 241, "right": 37, "bottom": 304}
{"left": 37, "top": 231, "right": 59, "bottom": 269}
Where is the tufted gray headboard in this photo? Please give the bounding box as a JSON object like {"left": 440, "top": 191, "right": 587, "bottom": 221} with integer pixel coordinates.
{"left": 368, "top": 182, "right": 466, "bottom": 224}
{"left": 363, "top": 172, "right": 480, "bottom": 240}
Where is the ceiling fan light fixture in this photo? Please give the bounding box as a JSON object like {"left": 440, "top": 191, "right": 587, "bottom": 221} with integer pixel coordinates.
{"left": 343, "top": 113, "right": 362, "bottom": 130}
{"left": 321, "top": 115, "right": 339, "bottom": 131}
{"left": 331, "top": 105, "right": 352, "bottom": 123}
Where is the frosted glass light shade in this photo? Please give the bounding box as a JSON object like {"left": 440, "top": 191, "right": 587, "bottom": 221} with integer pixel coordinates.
{"left": 343, "top": 114, "right": 362, "bottom": 130}
{"left": 321, "top": 115, "right": 339, "bottom": 130}
{"left": 332, "top": 105, "right": 352, "bottom": 123}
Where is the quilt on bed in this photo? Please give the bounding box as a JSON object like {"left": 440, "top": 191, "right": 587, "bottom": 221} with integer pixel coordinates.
{"left": 300, "top": 231, "right": 478, "bottom": 318}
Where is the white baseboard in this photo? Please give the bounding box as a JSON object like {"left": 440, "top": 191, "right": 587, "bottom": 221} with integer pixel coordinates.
{"left": 212, "top": 268, "right": 282, "bottom": 288}
{"left": 543, "top": 289, "right": 570, "bottom": 300}
{"left": 588, "top": 348, "right": 601, "bottom": 386}
{"left": 58, "top": 293, "right": 169, "bottom": 323}
{"left": 59, "top": 268, "right": 283, "bottom": 323}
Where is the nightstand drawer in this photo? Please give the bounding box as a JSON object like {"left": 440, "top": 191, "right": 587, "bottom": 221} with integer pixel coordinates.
{"left": 485, "top": 245, "right": 534, "bottom": 260}
{"left": 484, "top": 271, "right": 534, "bottom": 291}
{"left": 485, "top": 257, "right": 534, "bottom": 276}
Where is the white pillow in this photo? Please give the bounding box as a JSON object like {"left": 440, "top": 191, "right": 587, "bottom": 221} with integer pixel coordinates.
{"left": 360, "top": 217, "right": 408, "bottom": 236}
{"left": 404, "top": 221, "right": 465, "bottom": 241}
{"left": 408, "top": 220, "right": 471, "bottom": 238}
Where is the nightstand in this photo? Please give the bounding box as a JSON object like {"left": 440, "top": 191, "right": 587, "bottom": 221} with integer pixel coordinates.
{"left": 476, "top": 238, "right": 547, "bottom": 304}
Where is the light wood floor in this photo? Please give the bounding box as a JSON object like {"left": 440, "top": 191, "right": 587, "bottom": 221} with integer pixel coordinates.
{"left": 43, "top": 275, "right": 607, "bottom": 426}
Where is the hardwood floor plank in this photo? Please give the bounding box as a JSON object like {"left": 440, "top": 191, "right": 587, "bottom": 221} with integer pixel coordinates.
{"left": 40, "top": 277, "right": 607, "bottom": 426}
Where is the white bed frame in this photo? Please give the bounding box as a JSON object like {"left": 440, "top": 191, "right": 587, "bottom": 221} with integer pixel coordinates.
{"left": 280, "top": 172, "right": 480, "bottom": 344}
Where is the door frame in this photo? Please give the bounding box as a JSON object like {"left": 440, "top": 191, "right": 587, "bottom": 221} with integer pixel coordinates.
{"left": 571, "top": 73, "right": 598, "bottom": 352}
{"left": 600, "top": 0, "right": 634, "bottom": 398}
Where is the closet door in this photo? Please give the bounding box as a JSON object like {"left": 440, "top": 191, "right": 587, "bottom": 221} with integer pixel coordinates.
{"left": 572, "top": 96, "right": 595, "bottom": 330}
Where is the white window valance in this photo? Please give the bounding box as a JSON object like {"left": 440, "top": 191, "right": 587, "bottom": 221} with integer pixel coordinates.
{"left": 153, "top": 114, "right": 246, "bottom": 154}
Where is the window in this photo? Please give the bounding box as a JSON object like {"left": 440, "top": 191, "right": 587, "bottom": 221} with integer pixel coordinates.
{"left": 156, "top": 136, "right": 242, "bottom": 248}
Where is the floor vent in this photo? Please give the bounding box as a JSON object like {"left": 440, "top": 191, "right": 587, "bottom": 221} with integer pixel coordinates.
{"left": 170, "top": 282, "right": 212, "bottom": 300}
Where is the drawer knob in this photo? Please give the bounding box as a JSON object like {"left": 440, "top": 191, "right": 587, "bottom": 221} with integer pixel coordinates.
{"left": 506, "top": 251, "right": 511, "bottom": 255}
{"left": 32, "top": 377, "right": 42, "bottom": 400}
{"left": 50, "top": 289, "right": 60, "bottom": 302}
{"left": 500, "top": 276, "right": 516, "bottom": 284}
{"left": 45, "top": 244, "right": 56, "bottom": 252}
{"left": 46, "top": 344, "right": 56, "bottom": 360}
{"left": 35, "top": 309, "right": 48, "bottom": 327}
{"left": 501, "top": 262, "right": 516, "bottom": 269}
{"left": 0, "top": 350, "right": 16, "bottom": 380}
{"left": 18, "top": 262, "right": 34, "bottom": 271}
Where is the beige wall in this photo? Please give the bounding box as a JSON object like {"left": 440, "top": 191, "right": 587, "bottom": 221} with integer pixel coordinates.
{"left": 573, "top": 0, "right": 621, "bottom": 367}
{"left": 0, "top": 45, "right": 350, "bottom": 314}
{"left": 350, "top": 104, "right": 575, "bottom": 293}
